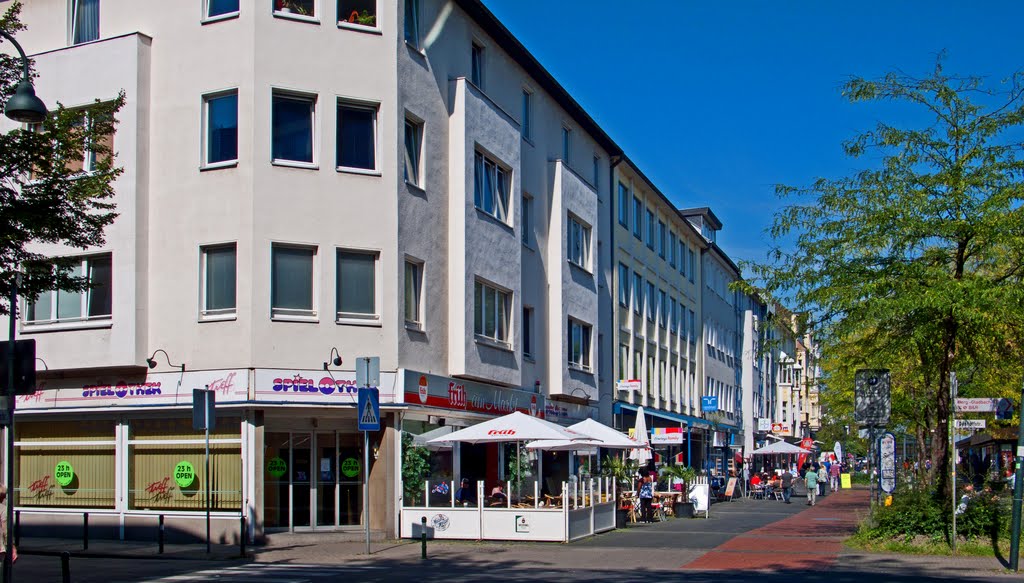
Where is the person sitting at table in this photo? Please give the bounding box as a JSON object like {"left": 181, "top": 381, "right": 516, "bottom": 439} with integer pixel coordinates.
{"left": 750, "top": 473, "right": 762, "bottom": 487}
{"left": 455, "top": 478, "right": 475, "bottom": 506}
{"left": 489, "top": 483, "right": 508, "bottom": 505}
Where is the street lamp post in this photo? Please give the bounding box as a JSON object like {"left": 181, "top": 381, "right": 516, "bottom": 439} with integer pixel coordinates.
{"left": 2, "top": 28, "right": 48, "bottom": 583}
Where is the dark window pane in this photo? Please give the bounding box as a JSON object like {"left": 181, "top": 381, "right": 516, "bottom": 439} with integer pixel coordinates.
{"left": 272, "top": 95, "right": 313, "bottom": 163}
{"left": 272, "top": 247, "right": 313, "bottom": 311}
{"left": 208, "top": 93, "right": 238, "bottom": 163}
{"left": 206, "top": 246, "right": 237, "bottom": 312}
{"left": 339, "top": 0, "right": 376, "bottom": 26}
{"left": 87, "top": 255, "right": 112, "bottom": 317}
{"left": 337, "top": 251, "right": 376, "bottom": 315}
{"left": 209, "top": 0, "right": 239, "bottom": 16}
{"left": 73, "top": 0, "right": 100, "bottom": 44}
{"left": 337, "top": 106, "right": 375, "bottom": 169}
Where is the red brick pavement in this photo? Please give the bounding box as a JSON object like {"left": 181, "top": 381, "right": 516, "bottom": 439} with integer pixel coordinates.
{"left": 681, "top": 488, "right": 869, "bottom": 571}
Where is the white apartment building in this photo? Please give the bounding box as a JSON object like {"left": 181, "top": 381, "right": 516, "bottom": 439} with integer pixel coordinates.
{"left": 0, "top": 0, "right": 620, "bottom": 540}
{"left": 610, "top": 159, "right": 707, "bottom": 467}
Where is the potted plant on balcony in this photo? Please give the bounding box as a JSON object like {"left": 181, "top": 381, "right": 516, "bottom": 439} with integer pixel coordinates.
{"left": 663, "top": 465, "right": 697, "bottom": 518}
{"left": 277, "top": 0, "right": 309, "bottom": 16}
{"left": 346, "top": 9, "right": 377, "bottom": 27}
{"left": 601, "top": 456, "right": 639, "bottom": 528}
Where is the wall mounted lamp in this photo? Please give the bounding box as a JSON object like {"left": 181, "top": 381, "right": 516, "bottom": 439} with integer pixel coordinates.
{"left": 146, "top": 349, "right": 185, "bottom": 372}
{"left": 323, "top": 347, "right": 343, "bottom": 370}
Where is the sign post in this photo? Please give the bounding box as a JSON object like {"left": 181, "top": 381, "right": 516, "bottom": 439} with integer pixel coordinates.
{"left": 950, "top": 372, "right": 957, "bottom": 554}
{"left": 1009, "top": 377, "right": 1024, "bottom": 571}
{"left": 356, "top": 357, "right": 380, "bottom": 556}
{"left": 193, "top": 387, "right": 216, "bottom": 554}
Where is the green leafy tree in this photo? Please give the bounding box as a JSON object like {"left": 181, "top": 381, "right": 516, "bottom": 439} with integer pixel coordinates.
{"left": 400, "top": 432, "right": 430, "bottom": 505}
{"left": 750, "top": 59, "right": 1024, "bottom": 499}
{"left": 1, "top": 2, "right": 124, "bottom": 313}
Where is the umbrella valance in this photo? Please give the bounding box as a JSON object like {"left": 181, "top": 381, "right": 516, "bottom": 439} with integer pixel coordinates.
{"left": 427, "top": 411, "right": 591, "bottom": 445}
{"left": 524, "top": 418, "right": 638, "bottom": 451}
{"left": 750, "top": 441, "right": 812, "bottom": 455}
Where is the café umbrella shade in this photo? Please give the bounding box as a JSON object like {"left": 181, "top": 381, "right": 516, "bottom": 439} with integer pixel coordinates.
{"left": 427, "top": 411, "right": 592, "bottom": 445}
{"left": 750, "top": 441, "right": 812, "bottom": 455}
{"left": 525, "top": 418, "right": 638, "bottom": 451}
{"left": 628, "top": 406, "right": 652, "bottom": 464}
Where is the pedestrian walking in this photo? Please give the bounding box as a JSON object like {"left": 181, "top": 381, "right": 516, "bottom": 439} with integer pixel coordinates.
{"left": 781, "top": 468, "right": 793, "bottom": 503}
{"left": 829, "top": 460, "right": 841, "bottom": 491}
{"left": 805, "top": 467, "right": 818, "bottom": 506}
{"left": 817, "top": 465, "right": 828, "bottom": 497}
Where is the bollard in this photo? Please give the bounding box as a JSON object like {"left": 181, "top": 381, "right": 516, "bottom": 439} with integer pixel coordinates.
{"left": 158, "top": 514, "right": 165, "bottom": 554}
{"left": 420, "top": 516, "right": 427, "bottom": 560}
{"left": 61, "top": 551, "right": 71, "bottom": 583}
{"left": 239, "top": 515, "right": 247, "bottom": 558}
{"left": 15, "top": 510, "right": 20, "bottom": 547}
{"left": 83, "top": 512, "right": 89, "bottom": 550}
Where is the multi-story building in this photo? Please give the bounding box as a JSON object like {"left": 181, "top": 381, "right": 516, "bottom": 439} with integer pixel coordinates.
{"left": 740, "top": 292, "right": 774, "bottom": 456}
{"left": 610, "top": 159, "right": 707, "bottom": 467}
{"left": 1, "top": 0, "right": 623, "bottom": 540}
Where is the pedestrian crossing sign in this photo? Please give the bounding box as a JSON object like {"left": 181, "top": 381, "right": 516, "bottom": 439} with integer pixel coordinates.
{"left": 357, "top": 387, "right": 380, "bottom": 431}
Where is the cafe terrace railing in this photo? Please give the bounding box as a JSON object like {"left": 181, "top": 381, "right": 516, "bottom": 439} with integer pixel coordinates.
{"left": 400, "top": 477, "right": 616, "bottom": 542}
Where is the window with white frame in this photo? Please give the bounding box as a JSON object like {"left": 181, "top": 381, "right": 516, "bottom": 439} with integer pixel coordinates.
{"left": 689, "top": 308, "right": 696, "bottom": 342}
{"left": 271, "top": 244, "right": 316, "bottom": 318}
{"left": 522, "top": 306, "right": 534, "bottom": 358}
{"left": 617, "top": 263, "right": 630, "bottom": 307}
{"left": 274, "top": 0, "right": 315, "bottom": 17}
{"left": 521, "top": 89, "right": 532, "bottom": 140}
{"left": 592, "top": 156, "right": 600, "bottom": 188}
{"left": 646, "top": 281, "right": 655, "bottom": 321}
{"left": 658, "top": 289, "right": 667, "bottom": 328}
{"left": 404, "top": 259, "right": 422, "bottom": 325}
{"left": 207, "top": 0, "right": 239, "bottom": 19}
{"left": 337, "top": 250, "right": 379, "bottom": 322}
{"left": 34, "top": 106, "right": 116, "bottom": 176}
{"left": 25, "top": 254, "right": 111, "bottom": 324}
{"left": 669, "top": 298, "right": 678, "bottom": 333}
{"left": 470, "top": 42, "right": 485, "bottom": 89}
{"left": 561, "top": 126, "right": 571, "bottom": 163}
{"left": 71, "top": 0, "right": 100, "bottom": 45}
{"left": 634, "top": 349, "right": 642, "bottom": 381}
{"left": 336, "top": 101, "right": 377, "bottom": 171}
{"left": 679, "top": 240, "right": 686, "bottom": 275}
{"left": 404, "top": 117, "right": 423, "bottom": 186}
{"left": 201, "top": 244, "right": 236, "bottom": 318}
{"left": 404, "top": 0, "right": 419, "bottom": 45}
{"left": 521, "top": 194, "right": 533, "bottom": 247}
{"left": 474, "top": 280, "right": 510, "bottom": 344}
{"left": 568, "top": 318, "right": 591, "bottom": 369}
{"left": 688, "top": 248, "right": 696, "bottom": 282}
{"left": 473, "top": 150, "right": 510, "bottom": 222}
{"left": 338, "top": 0, "right": 377, "bottom": 27}
{"left": 668, "top": 232, "right": 676, "bottom": 267}
{"left": 658, "top": 221, "right": 666, "bottom": 258}
{"left": 203, "top": 91, "right": 238, "bottom": 166}
{"left": 619, "top": 344, "right": 629, "bottom": 380}
{"left": 632, "top": 272, "right": 643, "bottom": 315}
{"left": 645, "top": 208, "right": 655, "bottom": 250}
{"left": 272, "top": 92, "right": 315, "bottom": 164}
{"left": 632, "top": 196, "right": 642, "bottom": 239}
{"left": 617, "top": 182, "right": 629, "bottom": 227}
{"left": 567, "top": 214, "right": 590, "bottom": 269}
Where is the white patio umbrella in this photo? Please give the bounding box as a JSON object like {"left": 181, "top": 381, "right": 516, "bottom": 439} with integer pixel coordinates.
{"left": 428, "top": 411, "right": 593, "bottom": 499}
{"left": 524, "top": 418, "right": 638, "bottom": 451}
{"left": 628, "top": 406, "right": 652, "bottom": 464}
{"left": 412, "top": 425, "right": 455, "bottom": 450}
{"left": 750, "top": 441, "right": 812, "bottom": 455}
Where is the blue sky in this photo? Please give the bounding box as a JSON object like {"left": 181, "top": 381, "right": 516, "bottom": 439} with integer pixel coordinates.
{"left": 482, "top": 0, "right": 1024, "bottom": 270}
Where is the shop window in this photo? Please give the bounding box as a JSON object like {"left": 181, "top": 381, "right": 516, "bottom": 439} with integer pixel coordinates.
{"left": 16, "top": 419, "right": 116, "bottom": 508}
{"left": 338, "top": 0, "right": 376, "bottom": 27}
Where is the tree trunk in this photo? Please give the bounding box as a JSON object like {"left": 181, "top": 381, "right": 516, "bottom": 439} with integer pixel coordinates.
{"left": 932, "top": 317, "right": 958, "bottom": 500}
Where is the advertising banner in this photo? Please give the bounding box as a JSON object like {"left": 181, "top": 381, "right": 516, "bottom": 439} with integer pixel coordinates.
{"left": 17, "top": 369, "right": 248, "bottom": 410}
{"left": 253, "top": 369, "right": 398, "bottom": 405}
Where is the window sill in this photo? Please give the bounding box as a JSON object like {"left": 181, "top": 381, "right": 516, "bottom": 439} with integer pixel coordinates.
{"left": 405, "top": 180, "right": 426, "bottom": 195}
{"left": 568, "top": 364, "right": 594, "bottom": 375}
{"left": 523, "top": 354, "right": 535, "bottom": 363}
{"left": 271, "top": 314, "right": 319, "bottom": 323}
{"left": 199, "top": 313, "right": 237, "bottom": 323}
{"left": 521, "top": 135, "right": 534, "bottom": 147}
{"left": 404, "top": 40, "right": 426, "bottom": 58}
{"left": 474, "top": 336, "right": 512, "bottom": 352}
{"left": 522, "top": 242, "right": 535, "bottom": 252}
{"left": 200, "top": 160, "right": 238, "bottom": 172}
{"left": 272, "top": 160, "right": 318, "bottom": 170}
{"left": 567, "top": 261, "right": 593, "bottom": 277}
{"left": 336, "top": 316, "right": 382, "bottom": 327}
{"left": 273, "top": 12, "right": 321, "bottom": 24}
{"left": 202, "top": 12, "right": 239, "bottom": 25}
{"left": 474, "top": 208, "right": 514, "bottom": 233}
{"left": 337, "top": 21, "right": 382, "bottom": 35}
{"left": 337, "top": 166, "right": 382, "bottom": 177}
{"left": 405, "top": 321, "right": 425, "bottom": 333}
{"left": 22, "top": 318, "right": 113, "bottom": 334}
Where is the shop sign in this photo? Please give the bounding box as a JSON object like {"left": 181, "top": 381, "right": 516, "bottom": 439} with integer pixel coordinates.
{"left": 16, "top": 370, "right": 249, "bottom": 410}
{"left": 770, "top": 423, "right": 789, "bottom": 433}
{"left": 879, "top": 432, "right": 896, "bottom": 494}
{"left": 175, "top": 461, "right": 196, "bottom": 488}
{"left": 340, "top": 457, "right": 361, "bottom": 478}
{"left": 757, "top": 418, "right": 771, "bottom": 432}
{"left": 402, "top": 372, "right": 543, "bottom": 418}
{"left": 955, "top": 398, "right": 998, "bottom": 413}
{"left": 616, "top": 380, "right": 641, "bottom": 393}
{"left": 650, "top": 427, "right": 684, "bottom": 445}
{"left": 954, "top": 419, "right": 986, "bottom": 430}
{"left": 267, "top": 457, "right": 287, "bottom": 478}
{"left": 54, "top": 461, "right": 74, "bottom": 487}
{"left": 515, "top": 515, "right": 531, "bottom": 533}
{"left": 254, "top": 369, "right": 398, "bottom": 405}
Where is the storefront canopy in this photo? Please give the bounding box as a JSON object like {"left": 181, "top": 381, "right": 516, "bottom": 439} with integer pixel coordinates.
{"left": 751, "top": 441, "right": 811, "bottom": 455}
{"left": 427, "top": 411, "right": 591, "bottom": 445}
{"left": 524, "top": 418, "right": 638, "bottom": 451}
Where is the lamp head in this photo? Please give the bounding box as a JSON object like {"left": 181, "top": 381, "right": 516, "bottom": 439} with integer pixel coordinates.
{"left": 332, "top": 356, "right": 342, "bottom": 366}
{"left": 4, "top": 80, "right": 48, "bottom": 124}
{"left": 146, "top": 358, "right": 157, "bottom": 369}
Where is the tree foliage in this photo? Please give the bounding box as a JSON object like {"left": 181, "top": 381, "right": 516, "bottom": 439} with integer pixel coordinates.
{"left": 750, "top": 59, "right": 1024, "bottom": 497}
{"left": 1, "top": 2, "right": 124, "bottom": 314}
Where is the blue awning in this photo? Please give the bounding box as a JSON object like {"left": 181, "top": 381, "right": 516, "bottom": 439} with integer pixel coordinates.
{"left": 614, "top": 402, "right": 717, "bottom": 430}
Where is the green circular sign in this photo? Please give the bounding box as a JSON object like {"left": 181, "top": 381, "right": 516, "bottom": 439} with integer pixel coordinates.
{"left": 340, "top": 457, "right": 361, "bottom": 478}
{"left": 267, "top": 456, "right": 287, "bottom": 478}
{"left": 174, "top": 461, "right": 196, "bottom": 488}
{"left": 54, "top": 461, "right": 74, "bottom": 487}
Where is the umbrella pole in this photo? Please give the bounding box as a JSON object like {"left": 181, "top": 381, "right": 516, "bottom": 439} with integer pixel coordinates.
{"left": 517, "top": 441, "right": 521, "bottom": 500}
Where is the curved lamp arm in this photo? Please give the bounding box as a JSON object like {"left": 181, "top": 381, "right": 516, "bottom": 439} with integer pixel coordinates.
{"left": 146, "top": 349, "right": 185, "bottom": 372}
{"left": 0, "top": 30, "right": 31, "bottom": 82}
